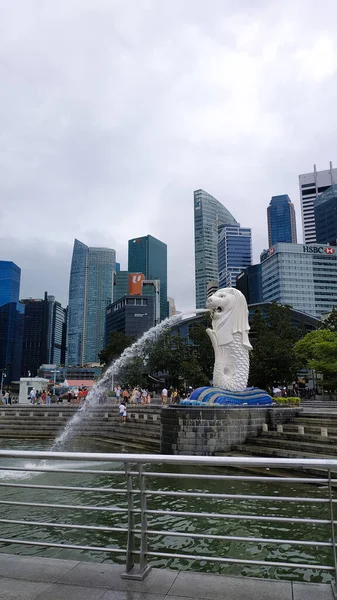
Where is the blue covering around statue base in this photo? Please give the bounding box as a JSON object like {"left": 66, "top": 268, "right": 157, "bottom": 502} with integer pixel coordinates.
{"left": 180, "top": 386, "right": 272, "bottom": 406}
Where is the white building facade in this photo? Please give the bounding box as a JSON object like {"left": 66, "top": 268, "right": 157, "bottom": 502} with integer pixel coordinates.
{"left": 261, "top": 242, "right": 337, "bottom": 318}
{"left": 299, "top": 162, "right": 337, "bottom": 244}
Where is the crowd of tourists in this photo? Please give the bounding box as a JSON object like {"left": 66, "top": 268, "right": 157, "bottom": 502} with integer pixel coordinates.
{"left": 27, "top": 386, "right": 89, "bottom": 405}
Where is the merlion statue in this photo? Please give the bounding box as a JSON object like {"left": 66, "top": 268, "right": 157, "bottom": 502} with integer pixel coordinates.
{"left": 206, "top": 288, "right": 252, "bottom": 391}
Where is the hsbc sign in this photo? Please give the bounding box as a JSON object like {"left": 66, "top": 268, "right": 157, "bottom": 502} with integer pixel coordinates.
{"left": 303, "top": 246, "right": 335, "bottom": 254}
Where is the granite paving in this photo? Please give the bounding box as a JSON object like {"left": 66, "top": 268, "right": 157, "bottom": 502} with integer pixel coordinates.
{"left": 0, "top": 553, "right": 334, "bottom": 600}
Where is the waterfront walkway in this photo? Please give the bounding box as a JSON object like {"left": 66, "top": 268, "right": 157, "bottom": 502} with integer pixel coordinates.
{"left": 0, "top": 553, "right": 334, "bottom": 600}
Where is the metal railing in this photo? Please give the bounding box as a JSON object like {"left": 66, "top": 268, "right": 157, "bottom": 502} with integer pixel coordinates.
{"left": 0, "top": 450, "right": 336, "bottom": 582}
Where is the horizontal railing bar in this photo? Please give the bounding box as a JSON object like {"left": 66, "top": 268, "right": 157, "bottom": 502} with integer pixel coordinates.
{"left": 0, "top": 518, "right": 129, "bottom": 534}
{"left": 0, "top": 466, "right": 124, "bottom": 475}
{"left": 0, "top": 500, "right": 127, "bottom": 512}
{"left": 145, "top": 509, "right": 331, "bottom": 524}
{"left": 0, "top": 537, "right": 126, "bottom": 553}
{"left": 0, "top": 465, "right": 328, "bottom": 485}
{"left": 145, "top": 550, "right": 333, "bottom": 571}
{"left": 1, "top": 449, "right": 337, "bottom": 469}
{"left": 3, "top": 518, "right": 327, "bottom": 548}
{"left": 138, "top": 528, "right": 332, "bottom": 547}
{"left": 0, "top": 483, "right": 126, "bottom": 493}
{"left": 142, "top": 472, "right": 328, "bottom": 484}
{"left": 143, "top": 490, "right": 330, "bottom": 503}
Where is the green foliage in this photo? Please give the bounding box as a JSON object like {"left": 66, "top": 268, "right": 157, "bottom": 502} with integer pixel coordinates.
{"left": 149, "top": 332, "right": 208, "bottom": 388}
{"left": 272, "top": 397, "right": 301, "bottom": 405}
{"left": 319, "top": 308, "right": 337, "bottom": 332}
{"left": 249, "top": 303, "right": 303, "bottom": 390}
{"left": 188, "top": 318, "right": 213, "bottom": 383}
{"left": 117, "top": 356, "right": 148, "bottom": 388}
{"left": 99, "top": 331, "right": 136, "bottom": 367}
{"left": 294, "top": 329, "right": 337, "bottom": 393}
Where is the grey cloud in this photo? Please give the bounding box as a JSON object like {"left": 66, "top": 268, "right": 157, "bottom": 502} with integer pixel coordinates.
{"left": 1, "top": 0, "right": 337, "bottom": 311}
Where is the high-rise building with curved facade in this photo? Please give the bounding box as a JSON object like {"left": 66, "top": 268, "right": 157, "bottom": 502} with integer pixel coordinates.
{"left": 194, "top": 189, "right": 237, "bottom": 308}
{"left": 67, "top": 239, "right": 115, "bottom": 366}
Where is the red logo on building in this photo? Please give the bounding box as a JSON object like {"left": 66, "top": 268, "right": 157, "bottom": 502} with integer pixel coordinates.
{"left": 324, "top": 247, "right": 335, "bottom": 255}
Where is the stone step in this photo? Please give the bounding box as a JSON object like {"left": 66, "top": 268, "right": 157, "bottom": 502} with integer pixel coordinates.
{"left": 283, "top": 424, "right": 337, "bottom": 435}
{"left": 246, "top": 436, "right": 337, "bottom": 454}
{"left": 0, "top": 417, "right": 161, "bottom": 425}
{"left": 295, "top": 414, "right": 337, "bottom": 421}
{"left": 233, "top": 444, "right": 337, "bottom": 460}
{"left": 0, "top": 424, "right": 160, "bottom": 436}
{"left": 260, "top": 431, "right": 337, "bottom": 444}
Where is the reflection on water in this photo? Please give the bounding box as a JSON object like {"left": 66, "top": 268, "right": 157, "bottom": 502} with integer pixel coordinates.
{"left": 0, "top": 438, "right": 334, "bottom": 583}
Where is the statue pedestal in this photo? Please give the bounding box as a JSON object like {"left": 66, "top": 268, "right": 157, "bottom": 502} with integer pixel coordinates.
{"left": 181, "top": 386, "right": 272, "bottom": 406}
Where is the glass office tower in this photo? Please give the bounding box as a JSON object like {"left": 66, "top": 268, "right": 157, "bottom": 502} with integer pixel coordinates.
{"left": 128, "top": 235, "right": 167, "bottom": 320}
{"left": 236, "top": 264, "right": 263, "bottom": 305}
{"left": 67, "top": 239, "right": 115, "bottom": 365}
{"left": 267, "top": 195, "right": 297, "bottom": 247}
{"left": 315, "top": 184, "right": 337, "bottom": 244}
{"left": 0, "top": 261, "right": 21, "bottom": 306}
{"left": 194, "top": 189, "right": 237, "bottom": 308}
{"left": 218, "top": 224, "right": 252, "bottom": 288}
{"left": 0, "top": 261, "right": 24, "bottom": 382}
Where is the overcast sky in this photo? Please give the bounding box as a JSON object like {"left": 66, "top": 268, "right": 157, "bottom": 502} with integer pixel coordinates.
{"left": 1, "top": 0, "right": 337, "bottom": 310}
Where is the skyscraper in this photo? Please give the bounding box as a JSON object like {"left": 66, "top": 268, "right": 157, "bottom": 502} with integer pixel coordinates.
{"left": 194, "top": 189, "right": 237, "bottom": 309}
{"left": 20, "top": 292, "right": 67, "bottom": 376}
{"left": 0, "top": 261, "right": 21, "bottom": 306}
{"left": 314, "top": 184, "right": 337, "bottom": 245}
{"left": 67, "top": 239, "right": 116, "bottom": 365}
{"left": 128, "top": 235, "right": 167, "bottom": 320}
{"left": 0, "top": 261, "right": 24, "bottom": 382}
{"left": 299, "top": 162, "right": 337, "bottom": 244}
{"left": 21, "top": 294, "right": 49, "bottom": 376}
{"left": 261, "top": 242, "right": 337, "bottom": 318}
{"left": 236, "top": 264, "right": 263, "bottom": 305}
{"left": 267, "top": 195, "right": 297, "bottom": 247}
{"left": 47, "top": 295, "right": 67, "bottom": 365}
{"left": 218, "top": 224, "right": 252, "bottom": 288}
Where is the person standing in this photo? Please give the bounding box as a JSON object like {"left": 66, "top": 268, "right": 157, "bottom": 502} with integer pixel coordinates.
{"left": 3, "top": 391, "right": 9, "bottom": 405}
{"left": 161, "top": 387, "right": 168, "bottom": 405}
{"left": 46, "top": 391, "right": 52, "bottom": 405}
{"left": 29, "top": 388, "right": 36, "bottom": 404}
{"left": 119, "top": 401, "right": 127, "bottom": 423}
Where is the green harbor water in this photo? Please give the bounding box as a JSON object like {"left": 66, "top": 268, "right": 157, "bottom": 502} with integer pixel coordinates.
{"left": 0, "top": 438, "right": 334, "bottom": 584}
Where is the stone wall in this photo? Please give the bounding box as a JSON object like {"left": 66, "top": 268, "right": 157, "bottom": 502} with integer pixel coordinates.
{"left": 161, "top": 406, "right": 300, "bottom": 455}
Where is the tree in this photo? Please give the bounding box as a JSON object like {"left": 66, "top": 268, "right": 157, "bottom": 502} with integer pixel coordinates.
{"left": 99, "top": 331, "right": 136, "bottom": 367}
{"left": 319, "top": 308, "right": 337, "bottom": 332}
{"left": 249, "top": 303, "right": 302, "bottom": 391}
{"left": 149, "top": 332, "right": 209, "bottom": 388}
{"left": 188, "top": 318, "right": 213, "bottom": 384}
{"left": 117, "top": 356, "right": 148, "bottom": 388}
{"left": 294, "top": 329, "right": 337, "bottom": 393}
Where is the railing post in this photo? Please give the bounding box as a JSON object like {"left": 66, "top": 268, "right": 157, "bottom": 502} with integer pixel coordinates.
{"left": 139, "top": 464, "right": 151, "bottom": 577}
{"left": 328, "top": 470, "right": 337, "bottom": 597}
{"left": 122, "top": 461, "right": 135, "bottom": 575}
{"left": 121, "top": 462, "right": 151, "bottom": 580}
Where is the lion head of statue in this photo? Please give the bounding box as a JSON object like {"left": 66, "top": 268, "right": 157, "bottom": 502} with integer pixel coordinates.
{"left": 207, "top": 287, "right": 252, "bottom": 350}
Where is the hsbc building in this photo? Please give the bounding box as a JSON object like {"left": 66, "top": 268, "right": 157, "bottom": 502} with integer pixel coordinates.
{"left": 261, "top": 242, "right": 337, "bottom": 318}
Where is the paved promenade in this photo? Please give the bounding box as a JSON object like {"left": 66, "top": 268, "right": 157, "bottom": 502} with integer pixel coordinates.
{"left": 0, "top": 553, "right": 334, "bottom": 600}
